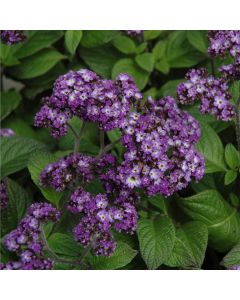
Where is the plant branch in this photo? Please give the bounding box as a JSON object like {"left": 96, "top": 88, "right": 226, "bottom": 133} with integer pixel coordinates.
{"left": 96, "top": 138, "right": 121, "bottom": 160}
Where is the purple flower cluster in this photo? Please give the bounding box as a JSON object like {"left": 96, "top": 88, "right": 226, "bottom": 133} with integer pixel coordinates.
{"left": 177, "top": 68, "right": 235, "bottom": 121}
{"left": 0, "top": 203, "right": 60, "bottom": 270}
{"left": 114, "top": 96, "right": 205, "bottom": 197}
{"left": 125, "top": 30, "right": 143, "bottom": 37}
{"left": 0, "top": 181, "right": 8, "bottom": 209}
{"left": 0, "top": 30, "right": 26, "bottom": 45}
{"left": 70, "top": 188, "right": 137, "bottom": 256}
{"left": 229, "top": 265, "right": 240, "bottom": 270}
{"left": 40, "top": 153, "right": 115, "bottom": 192}
{"left": 35, "top": 69, "right": 141, "bottom": 137}
{"left": 0, "top": 128, "right": 15, "bottom": 137}
{"left": 208, "top": 30, "right": 240, "bottom": 81}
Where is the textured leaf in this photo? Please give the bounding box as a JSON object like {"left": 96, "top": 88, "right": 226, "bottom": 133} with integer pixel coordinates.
{"left": 187, "top": 30, "right": 208, "bottom": 54}
{"left": 112, "top": 58, "right": 149, "bottom": 89}
{"left": 81, "top": 30, "right": 120, "bottom": 48}
{"left": 1, "top": 178, "right": 31, "bottom": 235}
{"left": 28, "top": 150, "right": 63, "bottom": 207}
{"left": 178, "top": 190, "right": 240, "bottom": 252}
{"left": 15, "top": 30, "right": 64, "bottom": 59}
{"left": 135, "top": 53, "right": 154, "bottom": 72}
{"left": 196, "top": 123, "right": 227, "bottom": 173}
{"left": 65, "top": 30, "right": 82, "bottom": 55}
{"left": 89, "top": 242, "right": 137, "bottom": 270}
{"left": 224, "top": 170, "right": 237, "bottom": 185}
{"left": 225, "top": 143, "right": 240, "bottom": 169}
{"left": 1, "top": 90, "right": 22, "bottom": 121}
{"left": 8, "top": 48, "right": 66, "bottom": 79}
{"left": 144, "top": 30, "right": 163, "bottom": 41}
{"left": 164, "top": 221, "right": 208, "bottom": 269}
{"left": 221, "top": 243, "right": 240, "bottom": 268}
{"left": 137, "top": 215, "right": 175, "bottom": 269}
{"left": 0, "top": 136, "right": 46, "bottom": 179}
{"left": 113, "top": 36, "right": 136, "bottom": 54}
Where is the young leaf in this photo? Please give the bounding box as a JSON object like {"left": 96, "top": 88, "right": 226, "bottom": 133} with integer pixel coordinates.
{"left": 135, "top": 53, "right": 154, "bottom": 72}
{"left": 8, "top": 48, "right": 66, "bottom": 79}
{"left": 225, "top": 143, "right": 240, "bottom": 169}
{"left": 113, "top": 36, "right": 136, "bottom": 54}
{"left": 0, "top": 136, "right": 46, "bottom": 179}
{"left": 15, "top": 30, "right": 64, "bottom": 59}
{"left": 112, "top": 58, "right": 149, "bottom": 89}
{"left": 144, "top": 30, "right": 163, "bottom": 41}
{"left": 88, "top": 242, "right": 137, "bottom": 270}
{"left": 224, "top": 170, "right": 237, "bottom": 185}
{"left": 178, "top": 190, "right": 240, "bottom": 252}
{"left": 187, "top": 30, "right": 208, "bottom": 54}
{"left": 28, "top": 150, "right": 63, "bottom": 207}
{"left": 1, "top": 90, "right": 22, "bottom": 121}
{"left": 164, "top": 221, "right": 208, "bottom": 269}
{"left": 196, "top": 123, "right": 227, "bottom": 173}
{"left": 137, "top": 215, "right": 175, "bottom": 269}
{"left": 65, "top": 30, "right": 83, "bottom": 55}
{"left": 221, "top": 243, "right": 240, "bottom": 268}
{"left": 81, "top": 30, "right": 120, "bottom": 48}
{"left": 1, "top": 178, "right": 31, "bottom": 235}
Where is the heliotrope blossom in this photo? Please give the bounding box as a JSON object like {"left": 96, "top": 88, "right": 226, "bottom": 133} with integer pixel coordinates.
{"left": 229, "top": 265, "right": 240, "bottom": 270}
{"left": 35, "top": 69, "right": 142, "bottom": 137}
{"left": 0, "top": 30, "right": 26, "bottom": 45}
{"left": 115, "top": 96, "right": 205, "bottom": 197}
{"left": 0, "top": 203, "right": 60, "bottom": 270}
{"left": 125, "top": 30, "right": 143, "bottom": 37}
{"left": 0, "top": 128, "right": 15, "bottom": 137}
{"left": 177, "top": 68, "right": 235, "bottom": 121}
{"left": 0, "top": 181, "right": 8, "bottom": 209}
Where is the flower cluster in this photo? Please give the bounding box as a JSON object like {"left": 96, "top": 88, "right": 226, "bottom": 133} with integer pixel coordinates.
{"left": 0, "top": 181, "right": 8, "bottom": 209}
{"left": 0, "top": 128, "right": 15, "bottom": 137}
{"left": 35, "top": 69, "right": 141, "bottom": 137}
{"left": 125, "top": 30, "right": 143, "bottom": 37}
{"left": 208, "top": 30, "right": 240, "bottom": 81}
{"left": 0, "top": 203, "right": 60, "bottom": 270}
{"left": 114, "top": 96, "right": 205, "bottom": 197}
{"left": 177, "top": 68, "right": 235, "bottom": 121}
{"left": 229, "top": 265, "right": 240, "bottom": 270}
{"left": 70, "top": 188, "right": 137, "bottom": 256}
{"left": 0, "top": 30, "right": 26, "bottom": 45}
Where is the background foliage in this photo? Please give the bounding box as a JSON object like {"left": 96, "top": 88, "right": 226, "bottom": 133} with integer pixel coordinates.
{"left": 1, "top": 30, "right": 240, "bottom": 270}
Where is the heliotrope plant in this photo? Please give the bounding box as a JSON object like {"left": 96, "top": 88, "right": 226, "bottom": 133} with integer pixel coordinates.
{"left": 0, "top": 30, "right": 240, "bottom": 270}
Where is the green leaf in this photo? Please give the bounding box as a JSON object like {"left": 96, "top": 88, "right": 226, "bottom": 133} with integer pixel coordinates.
{"left": 65, "top": 30, "right": 83, "bottom": 55}
{"left": 148, "top": 195, "right": 168, "bottom": 214}
{"left": 224, "top": 170, "right": 237, "bottom": 185}
{"left": 3, "top": 118, "right": 38, "bottom": 140}
{"left": 107, "top": 128, "right": 123, "bottom": 156}
{"left": 221, "top": 243, "right": 240, "bottom": 268}
{"left": 113, "top": 36, "right": 136, "bottom": 54}
{"left": 196, "top": 123, "right": 227, "bottom": 173}
{"left": 1, "top": 90, "right": 22, "bottom": 121}
{"left": 81, "top": 30, "right": 120, "bottom": 48}
{"left": 137, "top": 215, "right": 175, "bottom": 269}
{"left": 159, "top": 79, "right": 183, "bottom": 98}
{"left": 225, "top": 143, "right": 240, "bottom": 169}
{"left": 155, "top": 60, "right": 170, "bottom": 74}
{"left": 135, "top": 53, "right": 154, "bottom": 72}
{"left": 15, "top": 30, "right": 64, "bottom": 59}
{"left": 187, "top": 30, "right": 208, "bottom": 54}
{"left": 165, "top": 31, "right": 205, "bottom": 68}
{"left": 8, "top": 48, "right": 66, "bottom": 79}
{"left": 28, "top": 150, "right": 63, "bottom": 207}
{"left": 153, "top": 40, "right": 167, "bottom": 61}
{"left": 0, "top": 136, "right": 46, "bottom": 179}
{"left": 144, "top": 30, "right": 163, "bottom": 41}
{"left": 88, "top": 242, "right": 137, "bottom": 270}
{"left": 178, "top": 190, "right": 240, "bottom": 252}
{"left": 80, "top": 44, "right": 121, "bottom": 78}
{"left": 164, "top": 221, "right": 208, "bottom": 269}
{"left": 112, "top": 58, "right": 149, "bottom": 90}
{"left": 0, "top": 42, "right": 21, "bottom": 66}
{"left": 48, "top": 233, "right": 83, "bottom": 258}
{"left": 1, "top": 178, "right": 31, "bottom": 235}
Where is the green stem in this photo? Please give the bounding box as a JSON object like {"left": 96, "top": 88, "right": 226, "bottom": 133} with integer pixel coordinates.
{"left": 96, "top": 138, "right": 121, "bottom": 160}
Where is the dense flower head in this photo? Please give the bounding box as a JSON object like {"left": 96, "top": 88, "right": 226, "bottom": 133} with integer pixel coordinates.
{"left": 229, "top": 265, "right": 240, "bottom": 270}
{"left": 70, "top": 187, "right": 138, "bottom": 256}
{"left": 126, "top": 30, "right": 143, "bottom": 37}
{"left": 219, "top": 56, "right": 240, "bottom": 81}
{"left": 1, "top": 202, "right": 60, "bottom": 270}
{"left": 113, "top": 96, "right": 205, "bottom": 197}
{"left": 177, "top": 68, "right": 235, "bottom": 121}
{"left": 0, "top": 181, "right": 8, "bottom": 209}
{"left": 0, "top": 30, "right": 26, "bottom": 45}
{"left": 35, "top": 69, "right": 142, "bottom": 137}
{"left": 0, "top": 128, "right": 15, "bottom": 137}
{"left": 208, "top": 30, "right": 240, "bottom": 58}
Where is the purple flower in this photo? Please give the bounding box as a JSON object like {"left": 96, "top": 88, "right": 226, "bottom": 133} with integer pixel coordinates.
{"left": 229, "top": 265, "right": 240, "bottom": 270}
{"left": 125, "top": 30, "right": 143, "bottom": 37}
{"left": 1, "top": 30, "right": 26, "bottom": 45}
{"left": 0, "top": 128, "right": 15, "bottom": 137}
